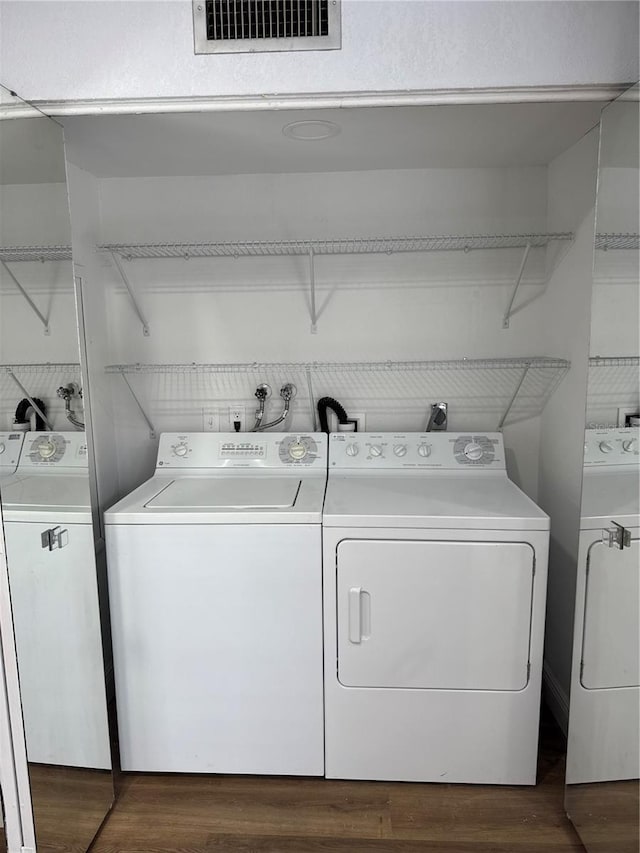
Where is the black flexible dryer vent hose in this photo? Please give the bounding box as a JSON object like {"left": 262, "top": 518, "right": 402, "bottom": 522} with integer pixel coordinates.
{"left": 15, "top": 397, "right": 47, "bottom": 431}
{"left": 317, "top": 396, "right": 349, "bottom": 433}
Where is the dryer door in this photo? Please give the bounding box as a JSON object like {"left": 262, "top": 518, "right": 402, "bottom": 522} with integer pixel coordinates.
{"left": 581, "top": 535, "right": 639, "bottom": 689}
{"left": 337, "top": 539, "right": 534, "bottom": 691}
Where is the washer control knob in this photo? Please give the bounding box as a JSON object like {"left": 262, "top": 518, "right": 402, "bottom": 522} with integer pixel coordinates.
{"left": 369, "top": 444, "right": 383, "bottom": 457}
{"left": 0, "top": 443, "right": 5, "bottom": 455}
{"left": 345, "top": 443, "right": 359, "bottom": 457}
{"left": 38, "top": 440, "right": 56, "bottom": 459}
{"left": 417, "top": 443, "right": 432, "bottom": 458}
{"left": 288, "top": 441, "right": 307, "bottom": 460}
{"left": 464, "top": 442, "right": 484, "bottom": 461}
{"left": 622, "top": 439, "right": 637, "bottom": 453}
{"left": 393, "top": 444, "right": 408, "bottom": 457}
{"left": 173, "top": 443, "right": 189, "bottom": 457}
{"left": 599, "top": 441, "right": 614, "bottom": 454}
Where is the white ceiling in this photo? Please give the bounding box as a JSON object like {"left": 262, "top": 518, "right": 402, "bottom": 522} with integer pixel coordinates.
{"left": 62, "top": 101, "right": 607, "bottom": 179}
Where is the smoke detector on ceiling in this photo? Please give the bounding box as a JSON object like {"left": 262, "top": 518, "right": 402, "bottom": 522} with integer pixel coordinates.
{"left": 193, "top": 0, "right": 342, "bottom": 54}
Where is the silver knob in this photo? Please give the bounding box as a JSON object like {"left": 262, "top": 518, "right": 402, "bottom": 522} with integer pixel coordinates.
{"left": 38, "top": 441, "right": 56, "bottom": 459}
{"left": 393, "top": 444, "right": 407, "bottom": 457}
{"left": 599, "top": 441, "right": 614, "bottom": 454}
{"left": 345, "top": 443, "right": 359, "bottom": 457}
{"left": 464, "top": 442, "right": 484, "bottom": 461}
{"left": 173, "top": 443, "right": 188, "bottom": 457}
{"left": 369, "top": 444, "right": 383, "bottom": 457}
{"left": 0, "top": 443, "right": 5, "bottom": 455}
{"left": 289, "top": 442, "right": 307, "bottom": 460}
{"left": 622, "top": 439, "right": 637, "bottom": 453}
{"left": 417, "top": 443, "right": 431, "bottom": 458}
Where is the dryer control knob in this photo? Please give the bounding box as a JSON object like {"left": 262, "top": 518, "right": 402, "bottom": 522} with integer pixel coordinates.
{"left": 464, "top": 442, "right": 484, "bottom": 461}
{"left": 0, "top": 443, "right": 5, "bottom": 455}
{"left": 417, "top": 443, "right": 431, "bottom": 458}
{"left": 38, "top": 440, "right": 56, "bottom": 459}
{"left": 288, "top": 442, "right": 307, "bottom": 460}
{"left": 369, "top": 444, "right": 383, "bottom": 457}
{"left": 393, "top": 444, "right": 407, "bottom": 457}
{"left": 345, "top": 443, "right": 359, "bottom": 457}
{"left": 173, "top": 443, "right": 189, "bottom": 457}
{"left": 622, "top": 439, "right": 637, "bottom": 453}
{"left": 599, "top": 441, "right": 614, "bottom": 454}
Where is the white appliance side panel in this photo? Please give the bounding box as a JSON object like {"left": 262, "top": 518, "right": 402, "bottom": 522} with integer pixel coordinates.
{"left": 106, "top": 524, "right": 324, "bottom": 775}
{"left": 337, "top": 540, "right": 534, "bottom": 691}
{"left": 582, "top": 538, "right": 639, "bottom": 690}
{"left": 3, "top": 522, "right": 111, "bottom": 770}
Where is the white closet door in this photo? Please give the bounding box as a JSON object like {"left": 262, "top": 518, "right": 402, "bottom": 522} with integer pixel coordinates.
{"left": 582, "top": 537, "right": 640, "bottom": 689}
{"left": 337, "top": 539, "right": 534, "bottom": 691}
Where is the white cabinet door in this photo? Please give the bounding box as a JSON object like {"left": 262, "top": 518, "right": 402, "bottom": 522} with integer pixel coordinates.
{"left": 337, "top": 539, "right": 534, "bottom": 691}
{"left": 3, "top": 521, "right": 111, "bottom": 769}
{"left": 582, "top": 537, "right": 639, "bottom": 689}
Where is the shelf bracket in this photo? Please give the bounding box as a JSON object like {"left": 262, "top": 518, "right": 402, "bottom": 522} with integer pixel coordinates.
{"left": 502, "top": 242, "right": 531, "bottom": 329}
{"left": 110, "top": 252, "right": 150, "bottom": 336}
{"left": 305, "top": 367, "right": 318, "bottom": 430}
{"left": 1, "top": 260, "right": 50, "bottom": 335}
{"left": 119, "top": 373, "right": 156, "bottom": 439}
{"left": 498, "top": 363, "right": 530, "bottom": 430}
{"left": 6, "top": 369, "right": 54, "bottom": 430}
{"left": 309, "top": 248, "right": 318, "bottom": 334}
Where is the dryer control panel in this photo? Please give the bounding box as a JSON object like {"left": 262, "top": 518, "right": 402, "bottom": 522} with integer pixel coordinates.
{"left": 156, "top": 433, "right": 327, "bottom": 469}
{"left": 584, "top": 427, "right": 639, "bottom": 466}
{"left": 329, "top": 432, "right": 506, "bottom": 470}
{"left": 18, "top": 432, "right": 88, "bottom": 469}
{"left": 0, "top": 432, "right": 25, "bottom": 471}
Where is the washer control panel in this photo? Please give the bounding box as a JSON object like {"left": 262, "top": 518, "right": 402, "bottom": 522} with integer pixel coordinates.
{"left": 584, "top": 427, "right": 639, "bottom": 466}
{"left": 18, "top": 432, "right": 88, "bottom": 469}
{"left": 156, "top": 433, "right": 327, "bottom": 469}
{"left": 330, "top": 432, "right": 505, "bottom": 470}
{"left": 0, "top": 432, "right": 25, "bottom": 471}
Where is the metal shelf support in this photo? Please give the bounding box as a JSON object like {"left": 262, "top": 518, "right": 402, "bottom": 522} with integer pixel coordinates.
{"left": 1, "top": 260, "right": 50, "bottom": 334}
{"left": 6, "top": 369, "right": 53, "bottom": 430}
{"left": 502, "top": 243, "right": 531, "bottom": 329}
{"left": 119, "top": 373, "right": 156, "bottom": 439}
{"left": 497, "top": 363, "right": 531, "bottom": 430}
{"left": 308, "top": 248, "right": 318, "bottom": 334}
{"left": 110, "top": 252, "right": 150, "bottom": 337}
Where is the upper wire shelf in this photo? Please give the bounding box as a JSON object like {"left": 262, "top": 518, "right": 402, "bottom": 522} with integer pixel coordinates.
{"left": 2, "top": 362, "right": 80, "bottom": 373}
{"left": 100, "top": 233, "right": 574, "bottom": 260}
{"left": 0, "top": 246, "right": 72, "bottom": 262}
{"left": 589, "top": 356, "right": 640, "bottom": 367}
{"left": 595, "top": 233, "right": 640, "bottom": 251}
{"left": 106, "top": 357, "right": 570, "bottom": 375}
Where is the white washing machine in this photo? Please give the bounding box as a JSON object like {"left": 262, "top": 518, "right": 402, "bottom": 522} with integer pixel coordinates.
{"left": 0, "top": 432, "right": 25, "bottom": 483}
{"left": 104, "top": 432, "right": 327, "bottom": 775}
{"left": 0, "top": 431, "right": 111, "bottom": 769}
{"left": 323, "top": 432, "right": 550, "bottom": 784}
{"left": 566, "top": 427, "right": 639, "bottom": 784}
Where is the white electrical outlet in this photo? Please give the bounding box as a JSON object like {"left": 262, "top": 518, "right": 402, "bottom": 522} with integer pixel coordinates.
{"left": 330, "top": 411, "right": 366, "bottom": 432}
{"left": 229, "top": 406, "right": 245, "bottom": 432}
{"left": 618, "top": 407, "right": 639, "bottom": 427}
{"left": 203, "top": 410, "right": 219, "bottom": 432}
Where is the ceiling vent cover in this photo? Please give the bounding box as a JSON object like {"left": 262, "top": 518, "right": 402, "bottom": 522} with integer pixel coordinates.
{"left": 193, "top": 0, "right": 341, "bottom": 53}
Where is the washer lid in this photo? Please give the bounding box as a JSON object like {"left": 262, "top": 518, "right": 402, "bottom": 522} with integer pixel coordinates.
{"left": 323, "top": 474, "right": 549, "bottom": 530}
{"left": 145, "top": 477, "right": 301, "bottom": 510}
{"left": 0, "top": 474, "right": 90, "bottom": 511}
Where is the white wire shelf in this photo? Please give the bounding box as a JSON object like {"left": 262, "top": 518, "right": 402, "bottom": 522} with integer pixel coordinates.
{"left": 106, "top": 357, "right": 570, "bottom": 375}
{"left": 589, "top": 356, "right": 640, "bottom": 367}
{"left": 2, "top": 362, "right": 80, "bottom": 374}
{"left": 100, "top": 234, "right": 573, "bottom": 260}
{"left": 0, "top": 246, "right": 72, "bottom": 262}
{"left": 595, "top": 233, "right": 640, "bottom": 251}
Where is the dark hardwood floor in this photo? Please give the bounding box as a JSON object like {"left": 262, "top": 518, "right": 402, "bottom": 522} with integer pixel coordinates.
{"left": 84, "top": 707, "right": 585, "bottom": 853}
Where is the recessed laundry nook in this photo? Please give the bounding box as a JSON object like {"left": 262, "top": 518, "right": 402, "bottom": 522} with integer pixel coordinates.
{"left": 0, "top": 18, "right": 638, "bottom": 852}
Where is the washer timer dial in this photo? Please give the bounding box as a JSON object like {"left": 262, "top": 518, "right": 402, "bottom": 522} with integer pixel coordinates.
{"left": 279, "top": 435, "right": 318, "bottom": 464}
{"left": 29, "top": 434, "right": 67, "bottom": 463}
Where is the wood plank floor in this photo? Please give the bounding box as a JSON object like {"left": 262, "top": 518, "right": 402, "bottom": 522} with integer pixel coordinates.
{"left": 86, "top": 708, "right": 585, "bottom": 853}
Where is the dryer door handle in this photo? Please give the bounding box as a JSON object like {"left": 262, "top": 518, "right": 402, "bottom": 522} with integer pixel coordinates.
{"left": 349, "top": 587, "right": 363, "bottom": 644}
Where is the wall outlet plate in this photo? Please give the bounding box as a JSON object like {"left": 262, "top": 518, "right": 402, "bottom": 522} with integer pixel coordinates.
{"left": 330, "top": 411, "right": 366, "bottom": 432}
{"left": 203, "top": 410, "right": 219, "bottom": 432}
{"left": 229, "top": 406, "right": 245, "bottom": 432}
{"left": 618, "top": 407, "right": 639, "bottom": 427}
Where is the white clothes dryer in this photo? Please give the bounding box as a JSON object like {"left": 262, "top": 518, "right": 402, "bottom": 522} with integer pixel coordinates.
{"left": 566, "top": 427, "right": 639, "bottom": 784}
{"left": 323, "top": 432, "right": 550, "bottom": 785}
{"left": 0, "top": 432, "right": 110, "bottom": 769}
{"left": 104, "top": 432, "right": 327, "bottom": 775}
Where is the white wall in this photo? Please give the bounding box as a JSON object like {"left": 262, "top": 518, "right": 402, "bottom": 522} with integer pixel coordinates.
{"left": 0, "top": 1, "right": 637, "bottom": 104}
{"left": 537, "top": 128, "right": 599, "bottom": 732}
